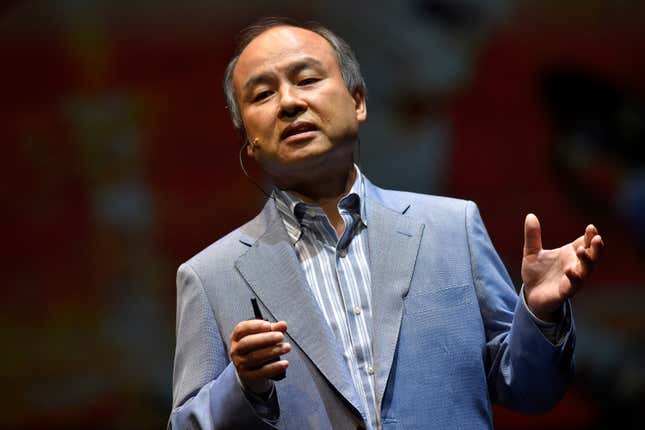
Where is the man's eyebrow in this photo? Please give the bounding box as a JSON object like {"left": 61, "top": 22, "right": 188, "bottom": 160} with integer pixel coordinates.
{"left": 243, "top": 73, "right": 273, "bottom": 94}
{"left": 242, "top": 57, "right": 325, "bottom": 93}
{"left": 285, "top": 57, "right": 325, "bottom": 76}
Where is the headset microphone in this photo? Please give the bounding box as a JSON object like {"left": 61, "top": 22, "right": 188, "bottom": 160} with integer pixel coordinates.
{"left": 239, "top": 139, "right": 274, "bottom": 200}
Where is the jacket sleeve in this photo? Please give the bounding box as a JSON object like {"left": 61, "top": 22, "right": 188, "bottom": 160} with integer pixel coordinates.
{"left": 465, "top": 201, "right": 575, "bottom": 413}
{"left": 168, "top": 263, "right": 279, "bottom": 429}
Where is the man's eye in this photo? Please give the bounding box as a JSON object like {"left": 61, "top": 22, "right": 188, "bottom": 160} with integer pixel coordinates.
{"left": 253, "top": 91, "right": 272, "bottom": 102}
{"left": 297, "top": 78, "right": 319, "bottom": 86}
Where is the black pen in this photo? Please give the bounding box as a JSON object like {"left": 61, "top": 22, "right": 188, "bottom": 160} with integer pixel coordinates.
{"left": 250, "top": 298, "right": 286, "bottom": 380}
{"left": 251, "top": 297, "right": 264, "bottom": 320}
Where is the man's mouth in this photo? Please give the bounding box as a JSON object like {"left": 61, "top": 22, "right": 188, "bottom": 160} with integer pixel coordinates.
{"left": 280, "top": 121, "right": 319, "bottom": 140}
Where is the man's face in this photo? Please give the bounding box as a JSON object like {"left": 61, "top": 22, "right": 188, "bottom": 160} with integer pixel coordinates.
{"left": 233, "top": 26, "right": 366, "bottom": 182}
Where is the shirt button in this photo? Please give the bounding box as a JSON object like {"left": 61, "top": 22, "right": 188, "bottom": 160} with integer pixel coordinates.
{"left": 353, "top": 306, "right": 362, "bottom": 315}
{"left": 338, "top": 248, "right": 348, "bottom": 258}
{"left": 367, "top": 365, "right": 374, "bottom": 375}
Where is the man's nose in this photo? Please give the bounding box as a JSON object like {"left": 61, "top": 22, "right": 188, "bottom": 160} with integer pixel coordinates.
{"left": 278, "top": 86, "right": 307, "bottom": 120}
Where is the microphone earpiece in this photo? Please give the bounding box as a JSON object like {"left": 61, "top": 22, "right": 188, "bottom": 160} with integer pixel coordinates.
{"left": 239, "top": 138, "right": 274, "bottom": 200}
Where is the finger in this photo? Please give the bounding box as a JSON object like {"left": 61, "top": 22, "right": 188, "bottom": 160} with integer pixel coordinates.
{"left": 237, "top": 343, "right": 291, "bottom": 370}
{"left": 270, "top": 321, "right": 288, "bottom": 333}
{"left": 234, "top": 331, "right": 285, "bottom": 356}
{"left": 588, "top": 235, "right": 604, "bottom": 261}
{"left": 563, "top": 268, "right": 583, "bottom": 298}
{"left": 575, "top": 246, "right": 594, "bottom": 278}
{"left": 239, "top": 360, "right": 289, "bottom": 383}
{"left": 231, "top": 319, "right": 272, "bottom": 342}
{"left": 584, "top": 224, "right": 597, "bottom": 248}
{"left": 523, "top": 213, "right": 543, "bottom": 256}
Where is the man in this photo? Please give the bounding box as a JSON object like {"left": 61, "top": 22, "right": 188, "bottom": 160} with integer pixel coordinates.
{"left": 169, "top": 18, "right": 604, "bottom": 429}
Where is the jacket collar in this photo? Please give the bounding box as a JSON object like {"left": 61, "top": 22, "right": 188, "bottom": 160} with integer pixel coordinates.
{"left": 234, "top": 176, "right": 424, "bottom": 415}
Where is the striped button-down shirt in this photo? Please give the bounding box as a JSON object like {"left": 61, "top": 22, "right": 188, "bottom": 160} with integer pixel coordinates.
{"left": 273, "top": 167, "right": 379, "bottom": 429}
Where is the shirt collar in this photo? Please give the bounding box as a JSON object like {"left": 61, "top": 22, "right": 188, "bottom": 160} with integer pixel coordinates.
{"left": 273, "top": 164, "right": 367, "bottom": 244}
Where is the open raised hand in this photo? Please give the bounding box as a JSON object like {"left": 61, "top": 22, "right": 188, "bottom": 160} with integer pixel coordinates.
{"left": 521, "top": 214, "right": 604, "bottom": 321}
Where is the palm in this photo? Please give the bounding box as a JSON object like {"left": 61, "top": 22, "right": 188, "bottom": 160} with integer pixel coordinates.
{"left": 522, "top": 240, "right": 580, "bottom": 313}
{"left": 520, "top": 214, "right": 603, "bottom": 321}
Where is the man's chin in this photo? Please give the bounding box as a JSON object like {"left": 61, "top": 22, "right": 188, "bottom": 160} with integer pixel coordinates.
{"left": 279, "top": 143, "right": 334, "bottom": 165}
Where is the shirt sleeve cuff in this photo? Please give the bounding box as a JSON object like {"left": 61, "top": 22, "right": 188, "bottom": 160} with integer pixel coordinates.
{"left": 235, "top": 370, "right": 279, "bottom": 420}
{"left": 520, "top": 285, "right": 570, "bottom": 346}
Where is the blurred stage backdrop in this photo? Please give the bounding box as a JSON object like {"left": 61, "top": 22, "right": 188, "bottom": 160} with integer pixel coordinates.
{"left": 2, "top": 0, "right": 644, "bottom": 428}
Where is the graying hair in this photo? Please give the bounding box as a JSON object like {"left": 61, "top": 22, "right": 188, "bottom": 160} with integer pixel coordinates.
{"left": 223, "top": 17, "right": 367, "bottom": 136}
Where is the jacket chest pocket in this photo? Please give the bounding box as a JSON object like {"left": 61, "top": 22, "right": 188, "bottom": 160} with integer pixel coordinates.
{"left": 404, "top": 284, "right": 473, "bottom": 315}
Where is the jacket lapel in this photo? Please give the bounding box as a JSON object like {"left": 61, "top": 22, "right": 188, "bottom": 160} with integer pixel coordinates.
{"left": 365, "top": 193, "right": 424, "bottom": 409}
{"left": 235, "top": 201, "right": 364, "bottom": 417}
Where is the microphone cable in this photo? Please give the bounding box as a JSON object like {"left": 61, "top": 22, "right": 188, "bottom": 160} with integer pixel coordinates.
{"left": 239, "top": 141, "right": 275, "bottom": 201}
{"left": 238, "top": 136, "right": 363, "bottom": 201}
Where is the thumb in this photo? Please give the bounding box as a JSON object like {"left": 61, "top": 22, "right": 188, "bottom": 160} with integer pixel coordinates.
{"left": 523, "top": 213, "right": 543, "bottom": 256}
{"left": 271, "top": 321, "right": 288, "bottom": 332}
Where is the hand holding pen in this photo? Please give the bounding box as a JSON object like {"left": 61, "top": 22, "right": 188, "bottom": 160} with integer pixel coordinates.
{"left": 228, "top": 298, "right": 290, "bottom": 395}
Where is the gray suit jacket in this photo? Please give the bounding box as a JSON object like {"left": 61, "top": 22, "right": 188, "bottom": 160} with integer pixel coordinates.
{"left": 169, "top": 178, "right": 574, "bottom": 429}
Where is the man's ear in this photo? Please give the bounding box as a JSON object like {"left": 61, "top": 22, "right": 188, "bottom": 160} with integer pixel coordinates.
{"left": 246, "top": 140, "right": 256, "bottom": 159}
{"left": 353, "top": 89, "right": 367, "bottom": 123}
{"left": 240, "top": 129, "right": 256, "bottom": 159}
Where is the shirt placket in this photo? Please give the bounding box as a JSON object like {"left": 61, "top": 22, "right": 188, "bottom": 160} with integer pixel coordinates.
{"left": 288, "top": 194, "right": 378, "bottom": 430}
{"left": 336, "top": 210, "right": 378, "bottom": 429}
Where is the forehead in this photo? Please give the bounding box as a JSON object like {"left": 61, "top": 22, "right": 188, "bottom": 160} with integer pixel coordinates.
{"left": 233, "top": 26, "right": 339, "bottom": 89}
